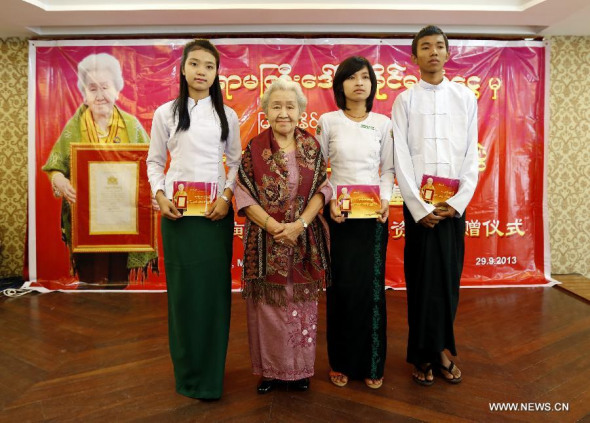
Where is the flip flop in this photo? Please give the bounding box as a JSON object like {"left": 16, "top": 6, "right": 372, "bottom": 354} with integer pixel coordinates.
{"left": 329, "top": 370, "right": 348, "bottom": 387}
{"left": 437, "top": 360, "right": 462, "bottom": 384}
{"left": 365, "top": 377, "right": 383, "bottom": 389}
{"left": 412, "top": 364, "right": 434, "bottom": 386}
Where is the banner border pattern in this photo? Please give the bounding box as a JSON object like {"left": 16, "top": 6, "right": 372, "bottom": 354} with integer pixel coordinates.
{"left": 29, "top": 39, "right": 546, "bottom": 48}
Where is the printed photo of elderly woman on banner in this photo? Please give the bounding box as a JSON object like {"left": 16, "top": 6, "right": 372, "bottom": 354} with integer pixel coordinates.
{"left": 27, "top": 38, "right": 551, "bottom": 291}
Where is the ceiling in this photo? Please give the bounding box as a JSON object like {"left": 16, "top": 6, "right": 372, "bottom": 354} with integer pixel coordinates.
{"left": 1, "top": 0, "right": 590, "bottom": 38}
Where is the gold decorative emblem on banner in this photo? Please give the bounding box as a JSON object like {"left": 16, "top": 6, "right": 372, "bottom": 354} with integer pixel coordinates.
{"left": 489, "top": 78, "right": 502, "bottom": 100}
{"left": 478, "top": 143, "right": 487, "bottom": 172}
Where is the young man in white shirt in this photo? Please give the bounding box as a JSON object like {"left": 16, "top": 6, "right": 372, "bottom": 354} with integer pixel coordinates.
{"left": 391, "top": 25, "right": 478, "bottom": 386}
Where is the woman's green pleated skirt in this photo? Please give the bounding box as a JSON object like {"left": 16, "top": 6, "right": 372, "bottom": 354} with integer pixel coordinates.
{"left": 161, "top": 211, "right": 234, "bottom": 399}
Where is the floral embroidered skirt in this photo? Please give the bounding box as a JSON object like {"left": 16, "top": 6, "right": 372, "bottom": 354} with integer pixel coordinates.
{"left": 246, "top": 279, "right": 319, "bottom": 381}
{"left": 325, "top": 209, "right": 388, "bottom": 380}
{"left": 161, "top": 212, "right": 234, "bottom": 399}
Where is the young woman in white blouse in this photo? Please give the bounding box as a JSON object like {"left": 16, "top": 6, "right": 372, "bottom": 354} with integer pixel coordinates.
{"left": 147, "top": 39, "right": 242, "bottom": 400}
{"left": 316, "top": 56, "right": 394, "bottom": 390}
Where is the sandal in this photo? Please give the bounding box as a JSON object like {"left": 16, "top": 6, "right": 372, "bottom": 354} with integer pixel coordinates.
{"left": 412, "top": 363, "right": 434, "bottom": 386}
{"left": 329, "top": 370, "right": 348, "bottom": 387}
{"left": 437, "top": 360, "right": 462, "bottom": 384}
{"left": 364, "top": 377, "right": 383, "bottom": 389}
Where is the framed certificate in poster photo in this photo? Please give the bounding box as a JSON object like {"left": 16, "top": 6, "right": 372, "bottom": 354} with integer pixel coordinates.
{"left": 70, "top": 144, "right": 156, "bottom": 253}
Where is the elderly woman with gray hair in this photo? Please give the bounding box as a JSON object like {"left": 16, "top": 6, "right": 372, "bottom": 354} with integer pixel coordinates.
{"left": 235, "top": 76, "right": 332, "bottom": 394}
{"left": 42, "top": 53, "right": 157, "bottom": 288}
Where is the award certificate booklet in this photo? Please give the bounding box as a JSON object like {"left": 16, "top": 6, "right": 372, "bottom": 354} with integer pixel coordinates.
{"left": 173, "top": 181, "right": 218, "bottom": 216}
{"left": 89, "top": 162, "right": 139, "bottom": 234}
{"left": 337, "top": 185, "right": 381, "bottom": 219}
{"left": 420, "top": 174, "right": 460, "bottom": 205}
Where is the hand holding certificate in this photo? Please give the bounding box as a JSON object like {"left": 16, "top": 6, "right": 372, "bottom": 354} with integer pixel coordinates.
{"left": 172, "top": 181, "right": 218, "bottom": 216}
{"left": 419, "top": 174, "right": 460, "bottom": 223}
{"left": 420, "top": 174, "right": 459, "bottom": 210}
{"left": 336, "top": 185, "right": 382, "bottom": 219}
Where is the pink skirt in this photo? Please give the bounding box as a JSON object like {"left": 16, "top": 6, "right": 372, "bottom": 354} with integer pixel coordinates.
{"left": 247, "top": 282, "right": 318, "bottom": 381}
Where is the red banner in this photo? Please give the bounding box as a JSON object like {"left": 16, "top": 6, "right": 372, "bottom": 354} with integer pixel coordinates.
{"left": 27, "top": 38, "right": 550, "bottom": 290}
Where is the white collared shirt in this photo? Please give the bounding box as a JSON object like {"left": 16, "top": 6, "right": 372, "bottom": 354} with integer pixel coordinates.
{"left": 316, "top": 110, "right": 394, "bottom": 201}
{"left": 147, "top": 96, "right": 242, "bottom": 199}
{"left": 392, "top": 77, "right": 479, "bottom": 222}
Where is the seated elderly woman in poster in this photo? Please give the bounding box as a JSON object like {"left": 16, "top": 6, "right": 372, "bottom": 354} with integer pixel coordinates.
{"left": 235, "top": 76, "right": 332, "bottom": 394}
{"left": 42, "top": 53, "right": 157, "bottom": 288}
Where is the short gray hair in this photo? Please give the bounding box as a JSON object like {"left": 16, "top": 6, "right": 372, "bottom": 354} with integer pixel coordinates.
{"left": 261, "top": 76, "right": 307, "bottom": 116}
{"left": 77, "top": 53, "right": 124, "bottom": 96}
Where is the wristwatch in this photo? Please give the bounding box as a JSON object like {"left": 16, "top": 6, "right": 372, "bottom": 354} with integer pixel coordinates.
{"left": 298, "top": 217, "right": 308, "bottom": 228}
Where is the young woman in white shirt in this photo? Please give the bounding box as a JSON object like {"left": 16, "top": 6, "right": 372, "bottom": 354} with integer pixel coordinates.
{"left": 316, "top": 56, "right": 394, "bottom": 390}
{"left": 147, "top": 39, "right": 242, "bottom": 400}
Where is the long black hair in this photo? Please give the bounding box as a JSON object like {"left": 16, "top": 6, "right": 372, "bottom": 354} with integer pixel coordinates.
{"left": 172, "top": 39, "right": 229, "bottom": 141}
{"left": 332, "top": 56, "right": 378, "bottom": 112}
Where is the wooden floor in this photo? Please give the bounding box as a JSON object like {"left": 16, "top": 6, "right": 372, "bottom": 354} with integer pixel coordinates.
{"left": 1, "top": 283, "right": 589, "bottom": 423}
{"left": 554, "top": 274, "right": 590, "bottom": 302}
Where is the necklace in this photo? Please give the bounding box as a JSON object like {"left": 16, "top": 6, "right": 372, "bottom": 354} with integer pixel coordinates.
{"left": 344, "top": 110, "right": 368, "bottom": 120}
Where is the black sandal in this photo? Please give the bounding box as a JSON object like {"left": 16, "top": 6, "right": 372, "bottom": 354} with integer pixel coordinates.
{"left": 412, "top": 363, "right": 434, "bottom": 386}
{"left": 437, "top": 361, "right": 462, "bottom": 384}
